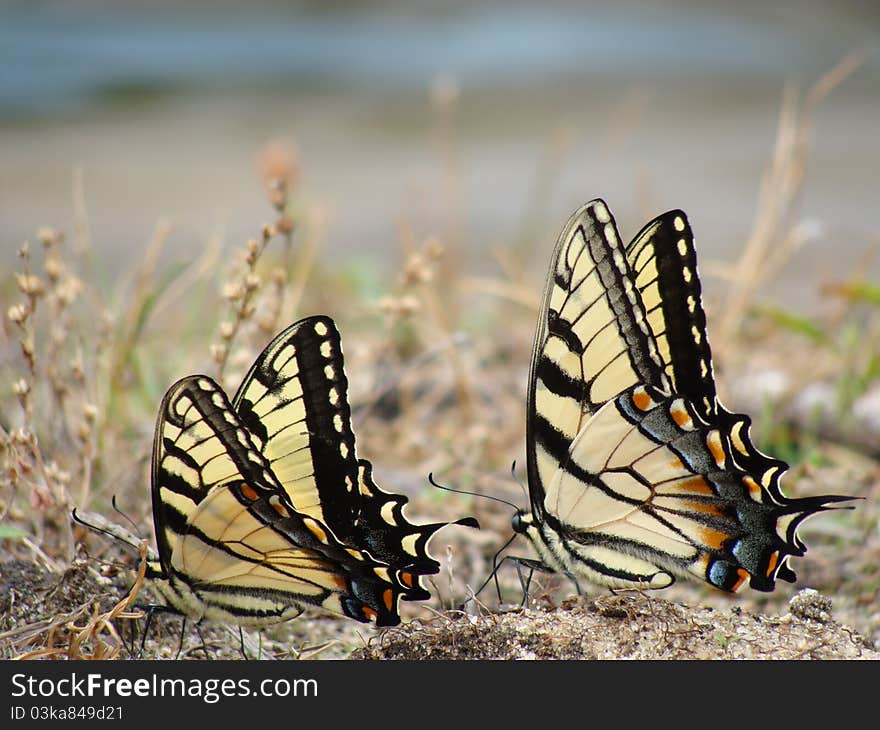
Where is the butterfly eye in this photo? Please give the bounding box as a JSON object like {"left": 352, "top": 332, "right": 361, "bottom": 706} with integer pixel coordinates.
{"left": 511, "top": 512, "right": 526, "bottom": 534}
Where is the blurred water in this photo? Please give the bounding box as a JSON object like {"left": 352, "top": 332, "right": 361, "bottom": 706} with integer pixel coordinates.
{"left": 1, "top": 2, "right": 863, "bottom": 115}
{"left": 1, "top": 1, "right": 878, "bottom": 310}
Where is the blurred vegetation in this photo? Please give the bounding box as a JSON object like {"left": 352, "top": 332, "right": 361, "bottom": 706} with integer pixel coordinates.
{"left": 1, "top": 52, "right": 878, "bottom": 659}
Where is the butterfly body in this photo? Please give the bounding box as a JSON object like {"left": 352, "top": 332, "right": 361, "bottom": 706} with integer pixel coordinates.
{"left": 515, "top": 200, "right": 852, "bottom": 594}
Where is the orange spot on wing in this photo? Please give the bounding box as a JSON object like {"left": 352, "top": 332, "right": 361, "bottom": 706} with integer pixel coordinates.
{"left": 675, "top": 477, "right": 714, "bottom": 496}
{"left": 765, "top": 551, "right": 779, "bottom": 577}
{"left": 700, "top": 527, "right": 729, "bottom": 550}
{"left": 730, "top": 568, "right": 749, "bottom": 592}
{"left": 270, "top": 497, "right": 289, "bottom": 518}
{"left": 240, "top": 484, "right": 258, "bottom": 501}
{"left": 401, "top": 572, "right": 414, "bottom": 588}
{"left": 669, "top": 458, "right": 684, "bottom": 469}
{"left": 632, "top": 389, "right": 653, "bottom": 411}
{"left": 361, "top": 606, "right": 378, "bottom": 621}
{"left": 305, "top": 520, "right": 328, "bottom": 543}
{"left": 743, "top": 476, "right": 762, "bottom": 500}
{"left": 383, "top": 588, "right": 394, "bottom": 611}
{"left": 706, "top": 431, "right": 726, "bottom": 467}
{"left": 670, "top": 403, "right": 692, "bottom": 429}
{"left": 331, "top": 573, "right": 347, "bottom": 589}
{"left": 685, "top": 500, "right": 725, "bottom": 518}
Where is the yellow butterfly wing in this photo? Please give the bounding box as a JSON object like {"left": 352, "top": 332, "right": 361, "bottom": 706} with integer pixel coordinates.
{"left": 151, "top": 374, "right": 407, "bottom": 626}
{"left": 517, "top": 200, "right": 853, "bottom": 593}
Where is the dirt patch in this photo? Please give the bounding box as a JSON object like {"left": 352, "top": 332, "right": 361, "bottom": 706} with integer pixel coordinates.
{"left": 2, "top": 485, "right": 878, "bottom": 661}
{"left": 4, "top": 558, "right": 875, "bottom": 660}
{"left": 354, "top": 591, "right": 878, "bottom": 660}
{"left": 0, "top": 559, "right": 111, "bottom": 631}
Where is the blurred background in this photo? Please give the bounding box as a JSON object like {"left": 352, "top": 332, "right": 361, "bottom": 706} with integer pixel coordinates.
{"left": 2, "top": 0, "right": 880, "bottom": 660}
{"left": 2, "top": 0, "right": 878, "bottom": 311}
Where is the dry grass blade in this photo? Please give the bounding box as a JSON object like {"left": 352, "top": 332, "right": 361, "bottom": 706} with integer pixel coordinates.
{"left": 108, "top": 220, "right": 173, "bottom": 398}
{"left": 714, "top": 49, "right": 870, "bottom": 351}
{"left": 9, "top": 542, "right": 148, "bottom": 660}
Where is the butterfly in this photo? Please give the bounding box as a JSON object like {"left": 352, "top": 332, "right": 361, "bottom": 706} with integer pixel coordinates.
{"left": 146, "top": 314, "right": 477, "bottom": 627}
{"left": 511, "top": 199, "right": 852, "bottom": 593}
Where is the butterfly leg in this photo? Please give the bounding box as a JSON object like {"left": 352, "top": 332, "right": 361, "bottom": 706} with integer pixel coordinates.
{"left": 516, "top": 562, "right": 535, "bottom": 607}
{"left": 238, "top": 628, "right": 249, "bottom": 660}
{"left": 471, "top": 533, "right": 521, "bottom": 605}
{"left": 175, "top": 616, "right": 187, "bottom": 660}
{"left": 138, "top": 604, "right": 159, "bottom": 659}
{"left": 564, "top": 572, "right": 584, "bottom": 596}
{"left": 195, "top": 621, "right": 209, "bottom": 659}
{"left": 472, "top": 554, "right": 525, "bottom": 605}
{"left": 512, "top": 557, "right": 553, "bottom": 607}
{"left": 120, "top": 610, "right": 138, "bottom": 658}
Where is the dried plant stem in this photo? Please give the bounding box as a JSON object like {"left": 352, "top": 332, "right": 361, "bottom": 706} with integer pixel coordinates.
{"left": 10, "top": 543, "right": 148, "bottom": 660}
{"left": 254, "top": 186, "right": 296, "bottom": 339}
{"left": 419, "top": 282, "right": 476, "bottom": 421}
{"left": 214, "top": 225, "right": 274, "bottom": 381}
{"left": 716, "top": 50, "right": 868, "bottom": 351}
{"left": 512, "top": 121, "right": 576, "bottom": 269}
{"left": 108, "top": 220, "right": 172, "bottom": 408}
{"left": 280, "top": 208, "right": 322, "bottom": 327}
{"left": 9, "top": 244, "right": 44, "bottom": 427}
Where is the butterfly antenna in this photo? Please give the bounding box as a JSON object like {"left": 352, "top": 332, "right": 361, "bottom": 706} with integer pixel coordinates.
{"left": 509, "top": 460, "right": 528, "bottom": 503}
{"left": 427, "top": 473, "right": 520, "bottom": 512}
{"left": 111, "top": 495, "right": 143, "bottom": 539}
{"left": 71, "top": 508, "right": 121, "bottom": 544}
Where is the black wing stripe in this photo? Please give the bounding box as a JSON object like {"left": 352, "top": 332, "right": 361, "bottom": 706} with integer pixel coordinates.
{"left": 233, "top": 316, "right": 360, "bottom": 533}
{"left": 626, "top": 211, "right": 716, "bottom": 419}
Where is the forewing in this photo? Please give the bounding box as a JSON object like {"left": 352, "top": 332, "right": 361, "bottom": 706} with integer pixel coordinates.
{"left": 526, "top": 199, "right": 668, "bottom": 515}
{"left": 232, "top": 315, "right": 360, "bottom": 535}
{"left": 626, "top": 210, "right": 717, "bottom": 417}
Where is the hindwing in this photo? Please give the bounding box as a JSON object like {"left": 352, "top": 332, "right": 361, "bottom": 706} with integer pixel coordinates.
{"left": 625, "top": 208, "right": 818, "bottom": 580}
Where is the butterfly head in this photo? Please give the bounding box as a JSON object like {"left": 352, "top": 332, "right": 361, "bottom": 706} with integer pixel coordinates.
{"left": 511, "top": 509, "right": 532, "bottom": 535}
